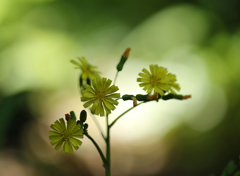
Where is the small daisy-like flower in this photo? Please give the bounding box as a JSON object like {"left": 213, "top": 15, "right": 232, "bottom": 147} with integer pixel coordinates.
{"left": 49, "top": 118, "right": 84, "bottom": 153}
{"left": 137, "top": 65, "right": 171, "bottom": 95}
{"left": 70, "top": 57, "right": 100, "bottom": 80}
{"left": 81, "top": 78, "right": 120, "bottom": 116}
{"left": 167, "top": 73, "right": 181, "bottom": 94}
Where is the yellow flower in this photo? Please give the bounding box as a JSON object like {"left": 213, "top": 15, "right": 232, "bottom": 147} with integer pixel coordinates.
{"left": 167, "top": 73, "right": 180, "bottom": 94}
{"left": 70, "top": 57, "right": 100, "bottom": 80}
{"left": 137, "top": 65, "right": 170, "bottom": 95}
{"left": 81, "top": 78, "right": 120, "bottom": 116}
{"left": 49, "top": 118, "right": 84, "bottom": 153}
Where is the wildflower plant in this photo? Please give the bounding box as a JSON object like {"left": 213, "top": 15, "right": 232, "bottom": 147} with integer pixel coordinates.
{"left": 49, "top": 48, "right": 191, "bottom": 176}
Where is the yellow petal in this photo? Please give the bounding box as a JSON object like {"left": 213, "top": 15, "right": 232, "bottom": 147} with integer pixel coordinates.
{"left": 63, "top": 141, "right": 73, "bottom": 153}
{"left": 54, "top": 141, "right": 64, "bottom": 151}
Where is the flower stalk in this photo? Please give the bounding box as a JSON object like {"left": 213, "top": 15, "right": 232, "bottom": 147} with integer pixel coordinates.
{"left": 105, "top": 115, "right": 111, "bottom": 176}
{"left": 49, "top": 48, "right": 191, "bottom": 176}
{"left": 84, "top": 132, "right": 107, "bottom": 167}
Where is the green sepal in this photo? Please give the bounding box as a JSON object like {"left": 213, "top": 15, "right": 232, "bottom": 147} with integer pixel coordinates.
{"left": 122, "top": 94, "right": 134, "bottom": 101}
{"left": 162, "top": 93, "right": 183, "bottom": 100}
{"left": 136, "top": 94, "right": 148, "bottom": 101}
{"left": 80, "top": 110, "right": 87, "bottom": 122}
{"left": 70, "top": 111, "right": 77, "bottom": 120}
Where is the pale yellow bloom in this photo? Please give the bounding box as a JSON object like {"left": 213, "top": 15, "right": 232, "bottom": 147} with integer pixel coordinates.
{"left": 166, "top": 73, "right": 180, "bottom": 94}
{"left": 81, "top": 78, "right": 120, "bottom": 116}
{"left": 137, "top": 65, "right": 170, "bottom": 95}
{"left": 49, "top": 118, "right": 84, "bottom": 153}
{"left": 70, "top": 57, "right": 100, "bottom": 80}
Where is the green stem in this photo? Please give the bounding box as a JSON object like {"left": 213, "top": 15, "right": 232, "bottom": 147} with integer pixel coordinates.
{"left": 89, "top": 112, "right": 106, "bottom": 139}
{"left": 109, "top": 102, "right": 144, "bottom": 128}
{"left": 105, "top": 115, "right": 111, "bottom": 176}
{"left": 84, "top": 132, "right": 107, "bottom": 167}
{"left": 113, "top": 71, "right": 119, "bottom": 85}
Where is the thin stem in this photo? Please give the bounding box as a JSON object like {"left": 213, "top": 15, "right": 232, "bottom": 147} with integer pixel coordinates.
{"left": 89, "top": 112, "right": 106, "bottom": 139}
{"left": 109, "top": 102, "right": 144, "bottom": 128}
{"left": 113, "top": 71, "right": 119, "bottom": 85}
{"left": 84, "top": 132, "right": 107, "bottom": 166}
{"left": 105, "top": 115, "right": 111, "bottom": 176}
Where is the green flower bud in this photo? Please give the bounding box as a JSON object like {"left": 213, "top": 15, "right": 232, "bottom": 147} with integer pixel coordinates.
{"left": 84, "top": 123, "right": 88, "bottom": 130}
{"left": 80, "top": 110, "right": 87, "bottom": 122}
{"left": 162, "top": 93, "right": 182, "bottom": 100}
{"left": 122, "top": 94, "right": 134, "bottom": 101}
{"left": 116, "top": 48, "right": 131, "bottom": 71}
{"left": 136, "top": 94, "right": 148, "bottom": 101}
{"left": 70, "top": 111, "right": 77, "bottom": 120}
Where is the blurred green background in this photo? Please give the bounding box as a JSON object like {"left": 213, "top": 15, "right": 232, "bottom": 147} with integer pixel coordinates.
{"left": 1, "top": 0, "right": 240, "bottom": 175}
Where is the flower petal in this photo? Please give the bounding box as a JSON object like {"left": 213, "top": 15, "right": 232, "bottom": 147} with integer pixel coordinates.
{"left": 142, "top": 68, "right": 151, "bottom": 77}
{"left": 103, "top": 99, "right": 116, "bottom": 110}
{"left": 83, "top": 99, "right": 95, "bottom": 108}
{"left": 81, "top": 96, "right": 94, "bottom": 101}
{"left": 103, "top": 103, "right": 111, "bottom": 115}
{"left": 54, "top": 141, "right": 64, "bottom": 151}
{"left": 138, "top": 72, "right": 149, "bottom": 78}
{"left": 105, "top": 85, "right": 119, "bottom": 94}
{"left": 59, "top": 118, "right": 66, "bottom": 130}
{"left": 83, "top": 84, "right": 95, "bottom": 93}
{"left": 81, "top": 92, "right": 96, "bottom": 98}
{"left": 72, "top": 124, "right": 82, "bottom": 133}
{"left": 105, "top": 97, "right": 119, "bottom": 105}
{"left": 50, "top": 136, "right": 62, "bottom": 145}
{"left": 106, "top": 93, "right": 120, "bottom": 99}
{"left": 67, "top": 119, "right": 77, "bottom": 132}
{"left": 49, "top": 130, "right": 61, "bottom": 136}
{"left": 92, "top": 79, "right": 98, "bottom": 91}
{"left": 103, "top": 79, "right": 112, "bottom": 90}
{"left": 70, "top": 137, "right": 82, "bottom": 148}
{"left": 50, "top": 123, "right": 62, "bottom": 132}
{"left": 63, "top": 141, "right": 73, "bottom": 153}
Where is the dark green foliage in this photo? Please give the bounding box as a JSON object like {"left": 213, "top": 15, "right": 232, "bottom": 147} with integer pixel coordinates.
{"left": 210, "top": 160, "right": 240, "bottom": 176}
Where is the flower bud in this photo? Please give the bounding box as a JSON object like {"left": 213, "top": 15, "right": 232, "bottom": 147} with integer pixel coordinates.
{"left": 70, "top": 111, "right": 77, "bottom": 120}
{"left": 65, "top": 113, "right": 71, "bottom": 121}
{"left": 136, "top": 94, "right": 148, "bottom": 101}
{"left": 162, "top": 93, "right": 191, "bottom": 100}
{"left": 122, "top": 94, "right": 134, "bottom": 101}
{"left": 84, "top": 123, "right": 89, "bottom": 130}
{"left": 183, "top": 95, "right": 191, "bottom": 99}
{"left": 116, "top": 48, "right": 131, "bottom": 71}
{"left": 80, "top": 110, "right": 87, "bottom": 122}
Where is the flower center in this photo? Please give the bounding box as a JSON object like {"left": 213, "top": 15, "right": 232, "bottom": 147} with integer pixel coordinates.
{"left": 150, "top": 76, "right": 159, "bottom": 86}
{"left": 62, "top": 129, "right": 72, "bottom": 140}
{"left": 96, "top": 91, "right": 106, "bottom": 100}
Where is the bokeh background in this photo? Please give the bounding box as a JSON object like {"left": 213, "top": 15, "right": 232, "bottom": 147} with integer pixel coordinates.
{"left": 1, "top": 0, "right": 240, "bottom": 175}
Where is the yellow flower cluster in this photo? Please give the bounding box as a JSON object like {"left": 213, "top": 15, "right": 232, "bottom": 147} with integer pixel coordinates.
{"left": 137, "top": 65, "right": 180, "bottom": 95}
